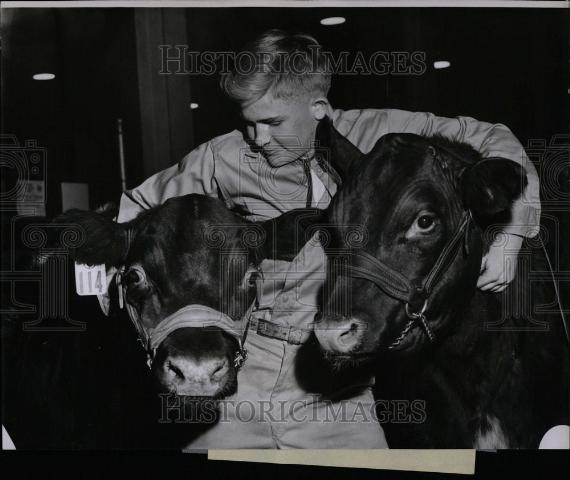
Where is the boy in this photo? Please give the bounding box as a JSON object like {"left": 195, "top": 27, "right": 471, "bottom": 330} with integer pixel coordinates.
{"left": 118, "top": 30, "right": 540, "bottom": 448}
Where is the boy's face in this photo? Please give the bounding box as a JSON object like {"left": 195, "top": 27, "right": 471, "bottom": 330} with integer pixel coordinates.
{"left": 240, "top": 91, "right": 324, "bottom": 167}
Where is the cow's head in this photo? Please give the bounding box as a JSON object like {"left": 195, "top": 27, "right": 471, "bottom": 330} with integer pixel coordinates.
{"left": 315, "top": 127, "right": 528, "bottom": 364}
{"left": 57, "top": 194, "right": 306, "bottom": 399}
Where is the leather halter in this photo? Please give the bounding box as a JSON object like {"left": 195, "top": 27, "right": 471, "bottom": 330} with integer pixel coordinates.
{"left": 116, "top": 260, "right": 250, "bottom": 370}
{"left": 340, "top": 144, "right": 473, "bottom": 349}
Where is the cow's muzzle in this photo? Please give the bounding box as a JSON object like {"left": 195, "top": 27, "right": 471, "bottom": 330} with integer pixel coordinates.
{"left": 159, "top": 356, "right": 231, "bottom": 397}
{"left": 116, "top": 268, "right": 248, "bottom": 370}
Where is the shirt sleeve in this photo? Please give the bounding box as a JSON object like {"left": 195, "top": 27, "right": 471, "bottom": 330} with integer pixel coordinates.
{"left": 117, "top": 141, "right": 218, "bottom": 223}
{"left": 386, "top": 109, "right": 541, "bottom": 238}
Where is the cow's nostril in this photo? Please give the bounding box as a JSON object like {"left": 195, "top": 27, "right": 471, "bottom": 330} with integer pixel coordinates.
{"left": 340, "top": 322, "right": 359, "bottom": 338}
{"left": 210, "top": 360, "right": 229, "bottom": 379}
{"left": 315, "top": 318, "right": 364, "bottom": 354}
{"left": 167, "top": 361, "right": 185, "bottom": 380}
{"left": 337, "top": 321, "right": 361, "bottom": 347}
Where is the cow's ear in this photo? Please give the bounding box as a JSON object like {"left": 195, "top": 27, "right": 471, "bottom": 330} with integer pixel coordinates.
{"left": 462, "top": 158, "right": 528, "bottom": 223}
{"left": 53, "top": 209, "right": 129, "bottom": 267}
{"left": 315, "top": 116, "right": 362, "bottom": 184}
{"left": 253, "top": 208, "right": 326, "bottom": 263}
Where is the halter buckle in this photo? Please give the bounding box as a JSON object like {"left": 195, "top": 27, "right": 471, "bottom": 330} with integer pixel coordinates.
{"left": 233, "top": 347, "right": 248, "bottom": 369}
{"left": 404, "top": 300, "right": 436, "bottom": 344}
{"left": 405, "top": 299, "right": 428, "bottom": 319}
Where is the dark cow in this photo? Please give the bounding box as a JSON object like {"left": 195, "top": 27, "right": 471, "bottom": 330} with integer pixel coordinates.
{"left": 55, "top": 194, "right": 299, "bottom": 400}
{"left": 310, "top": 118, "right": 569, "bottom": 448}
{"left": 2, "top": 195, "right": 309, "bottom": 449}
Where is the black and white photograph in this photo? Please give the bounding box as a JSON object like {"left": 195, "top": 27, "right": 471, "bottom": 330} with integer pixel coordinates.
{"left": 1, "top": 0, "right": 569, "bottom": 466}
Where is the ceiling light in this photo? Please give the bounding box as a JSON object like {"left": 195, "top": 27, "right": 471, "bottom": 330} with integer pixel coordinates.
{"left": 320, "top": 17, "right": 346, "bottom": 26}
{"left": 190, "top": 103, "right": 199, "bottom": 110}
{"left": 433, "top": 61, "right": 451, "bottom": 70}
{"left": 33, "top": 73, "right": 55, "bottom": 80}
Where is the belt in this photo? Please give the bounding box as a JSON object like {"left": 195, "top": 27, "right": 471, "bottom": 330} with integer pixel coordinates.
{"left": 247, "top": 314, "right": 313, "bottom": 345}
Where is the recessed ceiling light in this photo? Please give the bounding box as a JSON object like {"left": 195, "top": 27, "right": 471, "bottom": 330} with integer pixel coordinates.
{"left": 320, "top": 17, "right": 346, "bottom": 26}
{"left": 33, "top": 73, "right": 55, "bottom": 80}
{"left": 190, "top": 103, "right": 199, "bottom": 110}
{"left": 433, "top": 61, "right": 451, "bottom": 70}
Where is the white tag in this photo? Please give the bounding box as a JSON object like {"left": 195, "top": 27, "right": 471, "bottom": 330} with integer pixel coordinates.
{"left": 74, "top": 262, "right": 107, "bottom": 296}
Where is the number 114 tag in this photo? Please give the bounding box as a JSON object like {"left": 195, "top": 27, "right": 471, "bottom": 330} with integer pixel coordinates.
{"left": 74, "top": 262, "right": 107, "bottom": 296}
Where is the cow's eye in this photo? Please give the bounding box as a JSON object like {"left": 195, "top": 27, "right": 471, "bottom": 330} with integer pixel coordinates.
{"left": 405, "top": 211, "right": 438, "bottom": 239}
{"left": 417, "top": 215, "right": 434, "bottom": 230}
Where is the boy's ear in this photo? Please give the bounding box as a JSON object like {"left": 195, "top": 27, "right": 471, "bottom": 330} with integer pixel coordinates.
{"left": 462, "top": 158, "right": 528, "bottom": 223}
{"left": 253, "top": 208, "right": 327, "bottom": 263}
{"left": 315, "top": 116, "right": 362, "bottom": 184}
{"left": 311, "top": 98, "right": 329, "bottom": 121}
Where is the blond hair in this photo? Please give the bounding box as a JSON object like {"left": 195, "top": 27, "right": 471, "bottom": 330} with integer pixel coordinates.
{"left": 220, "top": 29, "right": 331, "bottom": 105}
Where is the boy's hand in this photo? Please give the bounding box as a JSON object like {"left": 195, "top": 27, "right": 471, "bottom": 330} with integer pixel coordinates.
{"left": 477, "top": 233, "right": 523, "bottom": 293}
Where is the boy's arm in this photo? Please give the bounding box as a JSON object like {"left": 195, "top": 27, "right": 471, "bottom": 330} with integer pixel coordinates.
{"left": 118, "top": 141, "right": 218, "bottom": 223}
{"left": 386, "top": 109, "right": 541, "bottom": 292}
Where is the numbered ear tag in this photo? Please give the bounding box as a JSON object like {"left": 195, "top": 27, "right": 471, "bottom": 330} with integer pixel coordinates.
{"left": 74, "top": 262, "right": 107, "bottom": 296}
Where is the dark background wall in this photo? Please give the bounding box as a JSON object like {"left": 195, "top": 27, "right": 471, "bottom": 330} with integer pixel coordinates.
{"left": 186, "top": 8, "right": 568, "bottom": 147}
{"left": 2, "top": 9, "right": 144, "bottom": 214}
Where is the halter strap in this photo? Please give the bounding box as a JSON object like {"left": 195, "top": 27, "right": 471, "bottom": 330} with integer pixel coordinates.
{"left": 345, "top": 211, "right": 472, "bottom": 312}
{"left": 148, "top": 304, "right": 241, "bottom": 352}
{"left": 116, "top": 270, "right": 249, "bottom": 369}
